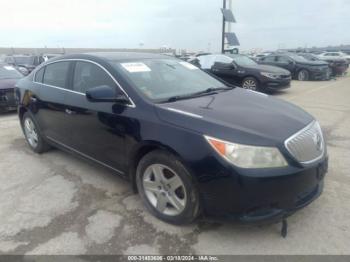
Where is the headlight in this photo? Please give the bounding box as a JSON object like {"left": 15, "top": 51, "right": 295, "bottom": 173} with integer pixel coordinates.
{"left": 260, "top": 72, "right": 279, "bottom": 79}
{"left": 205, "top": 136, "right": 288, "bottom": 168}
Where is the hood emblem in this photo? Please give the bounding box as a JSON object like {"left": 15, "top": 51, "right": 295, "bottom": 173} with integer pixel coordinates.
{"left": 313, "top": 133, "right": 323, "bottom": 152}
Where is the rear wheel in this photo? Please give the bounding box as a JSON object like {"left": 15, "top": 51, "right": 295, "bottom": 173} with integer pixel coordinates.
{"left": 242, "top": 77, "right": 259, "bottom": 91}
{"left": 22, "top": 112, "right": 51, "bottom": 153}
{"left": 136, "top": 150, "right": 200, "bottom": 225}
{"left": 297, "top": 69, "right": 310, "bottom": 81}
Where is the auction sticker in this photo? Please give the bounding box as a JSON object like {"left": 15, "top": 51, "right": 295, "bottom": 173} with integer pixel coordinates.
{"left": 121, "top": 62, "right": 151, "bottom": 73}
{"left": 179, "top": 61, "right": 199, "bottom": 70}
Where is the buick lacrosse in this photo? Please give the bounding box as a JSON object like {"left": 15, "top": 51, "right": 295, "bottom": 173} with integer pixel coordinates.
{"left": 16, "top": 53, "right": 328, "bottom": 224}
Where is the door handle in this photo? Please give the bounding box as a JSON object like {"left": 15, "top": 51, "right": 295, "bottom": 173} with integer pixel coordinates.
{"left": 65, "top": 109, "right": 77, "bottom": 115}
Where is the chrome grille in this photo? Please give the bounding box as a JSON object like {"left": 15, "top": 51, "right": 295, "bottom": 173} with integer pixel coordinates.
{"left": 285, "top": 121, "right": 325, "bottom": 165}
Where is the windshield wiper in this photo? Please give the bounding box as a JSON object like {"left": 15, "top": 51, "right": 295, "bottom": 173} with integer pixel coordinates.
{"left": 165, "top": 86, "right": 233, "bottom": 103}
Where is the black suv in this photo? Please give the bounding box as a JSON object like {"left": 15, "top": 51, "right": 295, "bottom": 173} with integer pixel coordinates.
{"left": 259, "top": 53, "right": 331, "bottom": 81}
{"left": 195, "top": 54, "right": 291, "bottom": 93}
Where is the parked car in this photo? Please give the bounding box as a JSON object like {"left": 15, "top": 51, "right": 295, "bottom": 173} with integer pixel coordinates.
{"left": 259, "top": 53, "right": 331, "bottom": 81}
{"left": 318, "top": 52, "right": 350, "bottom": 64}
{"left": 16, "top": 53, "right": 328, "bottom": 225}
{"left": 4, "top": 55, "right": 42, "bottom": 75}
{"left": 0, "top": 63, "right": 22, "bottom": 112}
{"left": 299, "top": 53, "right": 348, "bottom": 77}
{"left": 195, "top": 54, "right": 291, "bottom": 93}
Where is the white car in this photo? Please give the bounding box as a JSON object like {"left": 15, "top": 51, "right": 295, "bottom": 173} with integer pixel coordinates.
{"left": 318, "top": 52, "right": 350, "bottom": 63}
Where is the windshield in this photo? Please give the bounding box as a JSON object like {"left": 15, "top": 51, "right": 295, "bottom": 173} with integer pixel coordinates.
{"left": 115, "top": 59, "right": 227, "bottom": 102}
{"left": 0, "top": 65, "right": 22, "bottom": 79}
{"left": 14, "top": 56, "right": 34, "bottom": 65}
{"left": 229, "top": 55, "right": 257, "bottom": 66}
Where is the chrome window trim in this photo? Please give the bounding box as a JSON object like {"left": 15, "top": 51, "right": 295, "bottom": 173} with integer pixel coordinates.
{"left": 284, "top": 120, "right": 326, "bottom": 166}
{"left": 33, "top": 58, "right": 136, "bottom": 108}
{"left": 46, "top": 136, "right": 125, "bottom": 175}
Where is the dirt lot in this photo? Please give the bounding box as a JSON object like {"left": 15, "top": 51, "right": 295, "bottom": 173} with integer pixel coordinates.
{"left": 0, "top": 76, "right": 349, "bottom": 255}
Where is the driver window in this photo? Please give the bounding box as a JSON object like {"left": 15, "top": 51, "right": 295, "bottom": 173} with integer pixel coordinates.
{"left": 73, "top": 62, "right": 116, "bottom": 93}
{"left": 215, "top": 55, "right": 233, "bottom": 64}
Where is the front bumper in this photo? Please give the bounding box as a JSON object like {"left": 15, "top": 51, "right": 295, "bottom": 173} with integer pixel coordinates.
{"left": 199, "top": 157, "right": 328, "bottom": 224}
{"left": 310, "top": 69, "right": 331, "bottom": 80}
{"left": 0, "top": 89, "right": 17, "bottom": 111}
{"left": 262, "top": 79, "right": 291, "bottom": 91}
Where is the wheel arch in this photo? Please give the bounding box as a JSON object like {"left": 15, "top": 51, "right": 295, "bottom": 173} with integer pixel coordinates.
{"left": 128, "top": 141, "right": 184, "bottom": 193}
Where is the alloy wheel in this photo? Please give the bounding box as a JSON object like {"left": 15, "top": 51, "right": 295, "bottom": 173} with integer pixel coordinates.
{"left": 142, "top": 164, "right": 187, "bottom": 216}
{"left": 24, "top": 118, "right": 39, "bottom": 148}
{"left": 242, "top": 79, "right": 257, "bottom": 90}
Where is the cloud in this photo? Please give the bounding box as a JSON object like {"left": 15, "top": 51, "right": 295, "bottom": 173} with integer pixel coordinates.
{"left": 0, "top": 0, "right": 348, "bottom": 51}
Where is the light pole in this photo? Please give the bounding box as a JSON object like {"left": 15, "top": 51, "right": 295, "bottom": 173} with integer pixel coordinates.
{"left": 221, "top": 0, "right": 226, "bottom": 54}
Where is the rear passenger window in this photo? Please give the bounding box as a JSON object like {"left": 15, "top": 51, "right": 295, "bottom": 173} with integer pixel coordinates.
{"left": 73, "top": 62, "right": 115, "bottom": 93}
{"left": 43, "top": 62, "right": 70, "bottom": 88}
{"left": 35, "top": 67, "right": 45, "bottom": 83}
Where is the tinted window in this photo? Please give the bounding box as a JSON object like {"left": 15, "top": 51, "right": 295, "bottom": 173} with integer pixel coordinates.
{"left": 262, "top": 56, "right": 276, "bottom": 62}
{"left": 35, "top": 67, "right": 45, "bottom": 83}
{"left": 214, "top": 55, "right": 234, "bottom": 64}
{"left": 73, "top": 62, "right": 115, "bottom": 93}
{"left": 43, "top": 62, "right": 70, "bottom": 88}
{"left": 277, "top": 56, "right": 291, "bottom": 63}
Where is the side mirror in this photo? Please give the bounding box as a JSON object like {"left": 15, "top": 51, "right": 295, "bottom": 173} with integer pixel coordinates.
{"left": 86, "top": 85, "right": 130, "bottom": 104}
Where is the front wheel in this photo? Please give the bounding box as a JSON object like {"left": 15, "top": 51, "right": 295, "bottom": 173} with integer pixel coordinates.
{"left": 297, "top": 69, "right": 310, "bottom": 81}
{"left": 136, "top": 150, "right": 200, "bottom": 225}
{"left": 242, "top": 77, "right": 259, "bottom": 91}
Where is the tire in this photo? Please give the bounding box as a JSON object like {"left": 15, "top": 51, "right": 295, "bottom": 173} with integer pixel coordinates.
{"left": 297, "top": 69, "right": 310, "bottom": 81}
{"left": 21, "top": 112, "right": 51, "bottom": 154}
{"left": 242, "top": 77, "right": 259, "bottom": 91}
{"left": 136, "top": 150, "right": 200, "bottom": 225}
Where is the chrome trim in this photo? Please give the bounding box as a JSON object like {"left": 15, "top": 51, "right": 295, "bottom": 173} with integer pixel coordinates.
{"left": 284, "top": 120, "right": 325, "bottom": 166}
{"left": 166, "top": 108, "right": 203, "bottom": 119}
{"left": 33, "top": 58, "right": 136, "bottom": 108}
{"left": 46, "top": 136, "right": 125, "bottom": 175}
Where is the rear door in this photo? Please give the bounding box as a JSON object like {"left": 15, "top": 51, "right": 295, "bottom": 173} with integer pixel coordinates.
{"left": 63, "top": 61, "right": 128, "bottom": 173}
{"left": 35, "top": 61, "right": 73, "bottom": 145}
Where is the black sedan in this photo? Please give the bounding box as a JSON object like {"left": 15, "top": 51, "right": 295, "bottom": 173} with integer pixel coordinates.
{"left": 299, "top": 53, "right": 348, "bottom": 77}
{"left": 16, "top": 53, "right": 328, "bottom": 225}
{"left": 259, "top": 53, "right": 331, "bottom": 81}
{"left": 0, "top": 63, "right": 22, "bottom": 112}
{"left": 194, "top": 54, "right": 291, "bottom": 93}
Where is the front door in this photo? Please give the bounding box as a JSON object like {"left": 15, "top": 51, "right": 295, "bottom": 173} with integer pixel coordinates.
{"left": 63, "top": 61, "right": 130, "bottom": 174}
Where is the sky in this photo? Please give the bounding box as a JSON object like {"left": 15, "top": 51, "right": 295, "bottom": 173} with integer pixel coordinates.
{"left": 0, "top": 0, "right": 349, "bottom": 52}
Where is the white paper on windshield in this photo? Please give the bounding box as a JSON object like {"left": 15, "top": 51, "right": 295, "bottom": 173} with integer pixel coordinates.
{"left": 4, "top": 66, "right": 15, "bottom": 71}
{"left": 179, "top": 61, "right": 199, "bottom": 70}
{"left": 121, "top": 62, "right": 151, "bottom": 73}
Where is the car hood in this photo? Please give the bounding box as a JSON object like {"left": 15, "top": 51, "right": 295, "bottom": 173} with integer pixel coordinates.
{"left": 156, "top": 88, "right": 314, "bottom": 146}
{"left": 244, "top": 64, "right": 290, "bottom": 74}
{"left": 0, "top": 79, "right": 18, "bottom": 90}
